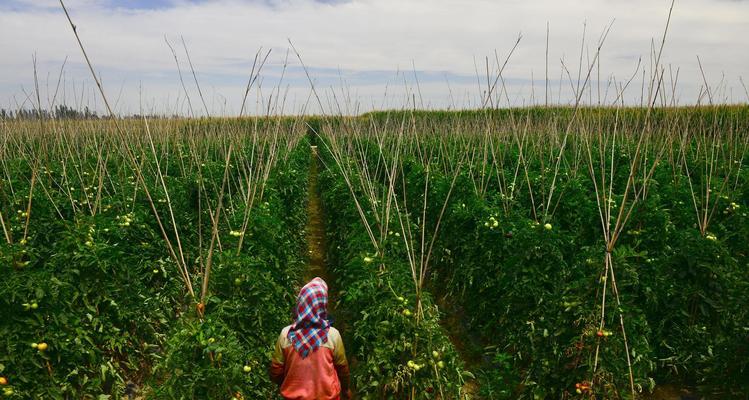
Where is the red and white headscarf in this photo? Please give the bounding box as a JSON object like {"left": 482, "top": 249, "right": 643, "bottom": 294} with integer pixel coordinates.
{"left": 288, "top": 277, "right": 331, "bottom": 358}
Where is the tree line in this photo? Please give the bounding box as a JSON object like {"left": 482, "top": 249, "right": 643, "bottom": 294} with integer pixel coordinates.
{"left": 0, "top": 105, "right": 172, "bottom": 120}
{"left": 0, "top": 105, "right": 99, "bottom": 120}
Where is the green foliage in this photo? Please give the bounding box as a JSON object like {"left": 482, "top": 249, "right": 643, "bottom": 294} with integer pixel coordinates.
{"left": 319, "top": 155, "right": 466, "bottom": 399}
{"left": 0, "top": 125, "right": 310, "bottom": 399}
{"left": 0, "top": 213, "right": 184, "bottom": 399}
{"left": 149, "top": 138, "right": 311, "bottom": 399}
{"left": 2, "top": 108, "right": 748, "bottom": 400}
{"left": 154, "top": 318, "right": 250, "bottom": 399}
{"left": 333, "top": 107, "right": 748, "bottom": 398}
{"left": 425, "top": 147, "right": 748, "bottom": 398}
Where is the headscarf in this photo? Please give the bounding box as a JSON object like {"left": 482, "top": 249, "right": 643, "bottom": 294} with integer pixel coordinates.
{"left": 287, "top": 277, "right": 331, "bottom": 358}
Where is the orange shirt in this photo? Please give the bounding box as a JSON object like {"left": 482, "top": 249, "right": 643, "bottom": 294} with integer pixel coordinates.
{"left": 271, "top": 326, "right": 349, "bottom": 400}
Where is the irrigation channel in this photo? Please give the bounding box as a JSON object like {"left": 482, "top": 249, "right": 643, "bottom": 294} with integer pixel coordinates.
{"left": 302, "top": 145, "right": 357, "bottom": 398}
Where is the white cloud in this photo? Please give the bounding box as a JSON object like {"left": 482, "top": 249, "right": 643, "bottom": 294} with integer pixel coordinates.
{"left": 1, "top": 0, "right": 747, "bottom": 115}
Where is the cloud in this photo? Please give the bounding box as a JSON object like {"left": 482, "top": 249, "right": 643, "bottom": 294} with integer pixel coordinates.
{"left": 0, "top": 0, "right": 747, "bottom": 115}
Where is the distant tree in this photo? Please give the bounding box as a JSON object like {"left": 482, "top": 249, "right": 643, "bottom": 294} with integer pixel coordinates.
{"left": 82, "top": 106, "right": 98, "bottom": 119}
{"left": 52, "top": 104, "right": 99, "bottom": 120}
{"left": 2, "top": 106, "right": 171, "bottom": 120}
{"left": 16, "top": 108, "right": 50, "bottom": 119}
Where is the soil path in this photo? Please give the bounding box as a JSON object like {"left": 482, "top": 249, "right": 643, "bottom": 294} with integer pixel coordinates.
{"left": 303, "top": 146, "right": 328, "bottom": 284}
{"left": 303, "top": 145, "right": 356, "bottom": 397}
{"left": 435, "top": 294, "right": 484, "bottom": 399}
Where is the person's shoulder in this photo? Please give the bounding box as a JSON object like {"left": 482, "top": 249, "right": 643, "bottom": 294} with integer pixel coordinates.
{"left": 328, "top": 327, "right": 342, "bottom": 341}
{"left": 280, "top": 325, "right": 292, "bottom": 336}
{"left": 279, "top": 325, "right": 292, "bottom": 340}
{"left": 320, "top": 327, "right": 341, "bottom": 350}
{"left": 277, "top": 325, "right": 293, "bottom": 348}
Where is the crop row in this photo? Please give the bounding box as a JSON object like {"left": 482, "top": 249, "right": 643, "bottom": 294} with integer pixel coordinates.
{"left": 433, "top": 179, "right": 749, "bottom": 398}
{"left": 0, "top": 120, "right": 312, "bottom": 399}
{"left": 363, "top": 129, "right": 748, "bottom": 397}
{"left": 317, "top": 140, "right": 468, "bottom": 399}
{"left": 312, "top": 105, "right": 747, "bottom": 398}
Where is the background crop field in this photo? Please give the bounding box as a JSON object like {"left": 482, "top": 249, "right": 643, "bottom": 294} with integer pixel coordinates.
{"left": 1, "top": 106, "right": 747, "bottom": 399}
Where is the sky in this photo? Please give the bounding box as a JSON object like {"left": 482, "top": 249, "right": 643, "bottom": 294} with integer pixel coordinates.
{"left": 0, "top": 0, "right": 747, "bottom": 116}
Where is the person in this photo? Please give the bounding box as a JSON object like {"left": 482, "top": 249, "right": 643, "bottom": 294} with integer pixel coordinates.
{"left": 270, "top": 277, "right": 352, "bottom": 400}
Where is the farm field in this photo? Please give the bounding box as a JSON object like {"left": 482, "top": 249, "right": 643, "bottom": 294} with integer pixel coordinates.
{"left": 1, "top": 106, "right": 748, "bottom": 399}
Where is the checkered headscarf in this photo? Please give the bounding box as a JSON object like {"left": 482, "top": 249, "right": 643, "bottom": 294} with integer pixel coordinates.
{"left": 288, "top": 277, "right": 330, "bottom": 358}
